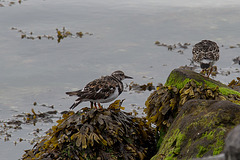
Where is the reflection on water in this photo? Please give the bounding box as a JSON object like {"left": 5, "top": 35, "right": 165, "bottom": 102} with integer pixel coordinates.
{"left": 1, "top": 0, "right": 240, "bottom": 159}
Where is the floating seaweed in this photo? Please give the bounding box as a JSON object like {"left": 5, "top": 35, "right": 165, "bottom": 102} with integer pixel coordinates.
{"left": 0, "top": 109, "right": 58, "bottom": 143}
{"left": 0, "top": 0, "right": 23, "bottom": 7}
{"left": 22, "top": 101, "right": 156, "bottom": 160}
{"left": 154, "top": 41, "right": 190, "bottom": 54}
{"left": 10, "top": 27, "right": 93, "bottom": 43}
{"left": 129, "top": 82, "right": 155, "bottom": 92}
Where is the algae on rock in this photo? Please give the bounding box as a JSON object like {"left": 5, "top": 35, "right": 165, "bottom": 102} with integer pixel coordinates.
{"left": 144, "top": 68, "right": 240, "bottom": 160}
{"left": 151, "top": 100, "right": 240, "bottom": 160}
{"left": 145, "top": 69, "right": 240, "bottom": 132}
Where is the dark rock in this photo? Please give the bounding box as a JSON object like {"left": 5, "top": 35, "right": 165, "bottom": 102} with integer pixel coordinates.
{"left": 151, "top": 99, "right": 240, "bottom": 160}
{"left": 225, "top": 125, "right": 240, "bottom": 160}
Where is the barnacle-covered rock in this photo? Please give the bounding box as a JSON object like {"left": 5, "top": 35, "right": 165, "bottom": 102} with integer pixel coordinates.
{"left": 22, "top": 102, "right": 156, "bottom": 160}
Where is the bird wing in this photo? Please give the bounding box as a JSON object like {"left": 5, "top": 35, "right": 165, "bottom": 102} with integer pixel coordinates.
{"left": 76, "top": 76, "right": 118, "bottom": 101}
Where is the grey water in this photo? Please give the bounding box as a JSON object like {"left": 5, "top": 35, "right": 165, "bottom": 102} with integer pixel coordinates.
{"left": 0, "top": 0, "right": 240, "bottom": 159}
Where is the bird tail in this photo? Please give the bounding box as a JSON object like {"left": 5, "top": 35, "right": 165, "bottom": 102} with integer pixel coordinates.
{"left": 69, "top": 100, "right": 82, "bottom": 110}
{"left": 66, "top": 91, "right": 79, "bottom": 96}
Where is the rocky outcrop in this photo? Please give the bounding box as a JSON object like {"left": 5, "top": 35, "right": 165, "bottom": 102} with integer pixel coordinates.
{"left": 151, "top": 99, "right": 240, "bottom": 160}
{"left": 146, "top": 68, "right": 240, "bottom": 160}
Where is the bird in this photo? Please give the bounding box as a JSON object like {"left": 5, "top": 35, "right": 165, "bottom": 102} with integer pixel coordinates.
{"left": 192, "top": 40, "right": 220, "bottom": 77}
{"left": 66, "top": 70, "right": 133, "bottom": 110}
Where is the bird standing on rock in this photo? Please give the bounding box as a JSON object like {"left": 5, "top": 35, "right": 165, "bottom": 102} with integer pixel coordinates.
{"left": 66, "top": 70, "right": 133, "bottom": 109}
{"left": 192, "top": 40, "right": 220, "bottom": 77}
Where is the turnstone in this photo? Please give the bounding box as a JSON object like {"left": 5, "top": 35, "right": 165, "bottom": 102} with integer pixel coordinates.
{"left": 66, "top": 70, "right": 133, "bottom": 109}
{"left": 192, "top": 40, "right": 220, "bottom": 77}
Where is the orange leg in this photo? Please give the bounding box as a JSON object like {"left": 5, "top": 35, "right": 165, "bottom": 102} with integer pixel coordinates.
{"left": 97, "top": 103, "right": 103, "bottom": 110}
{"left": 207, "top": 67, "right": 213, "bottom": 78}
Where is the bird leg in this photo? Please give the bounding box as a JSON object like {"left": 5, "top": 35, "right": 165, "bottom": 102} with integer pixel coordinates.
{"left": 206, "top": 67, "right": 213, "bottom": 78}
{"left": 90, "top": 102, "right": 94, "bottom": 109}
{"left": 207, "top": 66, "right": 218, "bottom": 77}
{"left": 90, "top": 102, "right": 98, "bottom": 109}
{"left": 97, "top": 103, "right": 103, "bottom": 110}
{"left": 93, "top": 102, "right": 98, "bottom": 109}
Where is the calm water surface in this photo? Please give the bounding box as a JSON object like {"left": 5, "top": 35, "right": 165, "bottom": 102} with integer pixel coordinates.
{"left": 0, "top": 0, "right": 240, "bottom": 159}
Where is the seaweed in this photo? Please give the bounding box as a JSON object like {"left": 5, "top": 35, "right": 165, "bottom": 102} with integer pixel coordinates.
{"left": 22, "top": 101, "right": 156, "bottom": 160}
{"left": 145, "top": 80, "right": 240, "bottom": 132}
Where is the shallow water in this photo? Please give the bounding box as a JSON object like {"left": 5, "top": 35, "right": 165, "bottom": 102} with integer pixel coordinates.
{"left": 0, "top": 0, "right": 240, "bottom": 159}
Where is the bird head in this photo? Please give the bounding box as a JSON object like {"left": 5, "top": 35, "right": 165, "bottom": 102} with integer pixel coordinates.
{"left": 111, "top": 70, "right": 133, "bottom": 81}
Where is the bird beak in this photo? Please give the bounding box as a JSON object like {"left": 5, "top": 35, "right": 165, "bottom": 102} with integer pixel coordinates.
{"left": 125, "top": 75, "right": 133, "bottom": 79}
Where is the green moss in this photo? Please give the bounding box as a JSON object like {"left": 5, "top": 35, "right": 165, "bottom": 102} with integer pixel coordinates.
{"left": 165, "top": 68, "right": 240, "bottom": 97}
{"left": 165, "top": 152, "right": 177, "bottom": 160}
{"left": 175, "top": 132, "right": 186, "bottom": 154}
{"left": 204, "top": 79, "right": 240, "bottom": 96}
{"left": 165, "top": 76, "right": 191, "bottom": 89}
{"left": 151, "top": 128, "right": 186, "bottom": 160}
{"left": 165, "top": 72, "right": 202, "bottom": 89}
{"left": 157, "top": 128, "right": 166, "bottom": 149}
{"left": 219, "top": 87, "right": 240, "bottom": 96}
{"left": 202, "top": 131, "right": 215, "bottom": 140}
{"left": 213, "top": 145, "right": 223, "bottom": 155}
{"left": 197, "top": 145, "right": 208, "bottom": 158}
{"left": 212, "top": 129, "right": 225, "bottom": 155}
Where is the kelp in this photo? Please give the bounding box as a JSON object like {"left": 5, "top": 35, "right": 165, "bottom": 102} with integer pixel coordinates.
{"left": 22, "top": 101, "right": 156, "bottom": 160}
{"left": 228, "top": 77, "right": 240, "bottom": 88}
{"left": 144, "top": 80, "right": 240, "bottom": 132}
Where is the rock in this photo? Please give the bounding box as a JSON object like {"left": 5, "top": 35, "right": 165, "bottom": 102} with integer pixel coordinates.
{"left": 165, "top": 68, "right": 240, "bottom": 96}
{"left": 145, "top": 68, "right": 240, "bottom": 160}
{"left": 194, "top": 153, "right": 225, "bottom": 160}
{"left": 193, "top": 124, "right": 240, "bottom": 160}
{"left": 224, "top": 125, "right": 240, "bottom": 160}
{"left": 151, "top": 99, "right": 240, "bottom": 160}
{"left": 145, "top": 69, "right": 240, "bottom": 133}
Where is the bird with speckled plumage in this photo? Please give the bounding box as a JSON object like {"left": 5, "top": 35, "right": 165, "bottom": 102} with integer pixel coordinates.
{"left": 192, "top": 40, "right": 220, "bottom": 77}
{"left": 66, "top": 70, "right": 133, "bottom": 109}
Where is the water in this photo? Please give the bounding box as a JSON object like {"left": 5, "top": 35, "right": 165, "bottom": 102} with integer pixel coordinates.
{"left": 0, "top": 0, "right": 240, "bottom": 159}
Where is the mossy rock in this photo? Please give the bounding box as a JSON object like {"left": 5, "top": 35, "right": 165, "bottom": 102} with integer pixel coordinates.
{"left": 22, "top": 105, "right": 156, "bottom": 160}
{"left": 151, "top": 99, "right": 240, "bottom": 160}
{"left": 145, "top": 68, "right": 240, "bottom": 131}
{"left": 144, "top": 68, "right": 240, "bottom": 159}
{"left": 165, "top": 68, "right": 240, "bottom": 96}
